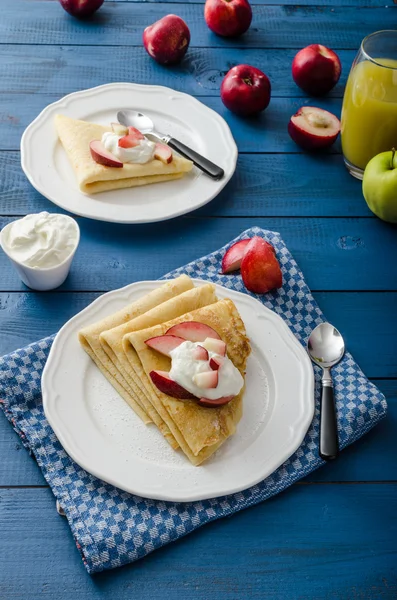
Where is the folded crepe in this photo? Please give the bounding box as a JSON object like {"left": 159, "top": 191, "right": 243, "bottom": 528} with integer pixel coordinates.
{"left": 123, "top": 299, "right": 251, "bottom": 465}
{"left": 99, "top": 283, "right": 218, "bottom": 450}
{"left": 78, "top": 275, "right": 194, "bottom": 434}
{"left": 55, "top": 114, "right": 193, "bottom": 194}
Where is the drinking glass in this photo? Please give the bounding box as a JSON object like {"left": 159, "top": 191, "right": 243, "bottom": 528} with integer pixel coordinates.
{"left": 341, "top": 30, "right": 397, "bottom": 179}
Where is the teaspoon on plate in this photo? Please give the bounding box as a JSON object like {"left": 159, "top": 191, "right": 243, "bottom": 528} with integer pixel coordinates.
{"left": 117, "top": 109, "right": 225, "bottom": 181}
{"left": 307, "top": 322, "right": 345, "bottom": 461}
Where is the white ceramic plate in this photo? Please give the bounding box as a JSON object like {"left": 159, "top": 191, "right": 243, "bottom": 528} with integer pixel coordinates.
{"left": 21, "top": 83, "right": 237, "bottom": 224}
{"left": 42, "top": 280, "right": 314, "bottom": 502}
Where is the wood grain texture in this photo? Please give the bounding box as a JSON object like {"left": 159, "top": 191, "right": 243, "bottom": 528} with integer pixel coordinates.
{"left": 109, "top": 0, "right": 397, "bottom": 5}
{"left": 1, "top": 380, "right": 395, "bottom": 487}
{"left": 1, "top": 2, "right": 393, "bottom": 49}
{"left": 1, "top": 0, "right": 396, "bottom": 593}
{"left": 0, "top": 46, "right": 354, "bottom": 97}
{"left": 1, "top": 216, "right": 396, "bottom": 292}
{"left": 0, "top": 93, "right": 343, "bottom": 152}
{"left": 1, "top": 151, "right": 376, "bottom": 218}
{"left": 0, "top": 485, "right": 396, "bottom": 599}
{"left": 0, "top": 291, "right": 395, "bottom": 377}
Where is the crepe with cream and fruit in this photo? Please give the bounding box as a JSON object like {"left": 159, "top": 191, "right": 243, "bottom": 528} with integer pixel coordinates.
{"left": 123, "top": 299, "right": 251, "bottom": 465}
{"left": 55, "top": 114, "right": 193, "bottom": 194}
{"left": 78, "top": 274, "right": 194, "bottom": 437}
{"left": 99, "top": 283, "right": 218, "bottom": 449}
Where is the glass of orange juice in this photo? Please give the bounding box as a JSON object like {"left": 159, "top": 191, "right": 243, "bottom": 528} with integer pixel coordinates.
{"left": 341, "top": 30, "right": 397, "bottom": 179}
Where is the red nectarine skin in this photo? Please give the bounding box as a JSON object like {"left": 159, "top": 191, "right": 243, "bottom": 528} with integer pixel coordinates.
{"left": 89, "top": 140, "right": 123, "bottom": 168}
{"left": 221, "top": 65, "right": 271, "bottom": 116}
{"left": 204, "top": 0, "right": 252, "bottom": 37}
{"left": 149, "top": 370, "right": 197, "bottom": 400}
{"left": 143, "top": 14, "right": 190, "bottom": 65}
{"left": 166, "top": 321, "right": 221, "bottom": 342}
{"left": 292, "top": 44, "right": 341, "bottom": 96}
{"left": 58, "top": 0, "right": 104, "bottom": 18}
{"left": 209, "top": 356, "right": 224, "bottom": 371}
{"left": 128, "top": 127, "right": 145, "bottom": 140}
{"left": 199, "top": 395, "right": 234, "bottom": 407}
{"left": 118, "top": 134, "right": 140, "bottom": 149}
{"left": 240, "top": 237, "right": 282, "bottom": 294}
{"left": 145, "top": 334, "right": 186, "bottom": 357}
{"left": 288, "top": 106, "right": 341, "bottom": 150}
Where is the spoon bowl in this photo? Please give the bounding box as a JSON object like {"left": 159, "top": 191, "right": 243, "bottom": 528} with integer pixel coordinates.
{"left": 308, "top": 322, "right": 345, "bottom": 368}
{"left": 118, "top": 110, "right": 156, "bottom": 134}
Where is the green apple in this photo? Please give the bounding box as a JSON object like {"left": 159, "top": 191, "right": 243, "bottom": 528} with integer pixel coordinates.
{"left": 362, "top": 149, "right": 397, "bottom": 223}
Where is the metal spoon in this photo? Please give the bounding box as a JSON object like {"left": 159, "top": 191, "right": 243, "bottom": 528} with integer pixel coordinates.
{"left": 117, "top": 109, "right": 225, "bottom": 180}
{"left": 307, "top": 322, "right": 345, "bottom": 461}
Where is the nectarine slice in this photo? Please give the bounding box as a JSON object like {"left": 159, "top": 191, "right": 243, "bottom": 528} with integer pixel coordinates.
{"left": 166, "top": 321, "right": 221, "bottom": 342}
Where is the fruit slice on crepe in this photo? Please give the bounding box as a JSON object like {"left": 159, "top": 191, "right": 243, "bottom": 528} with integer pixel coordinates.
{"left": 89, "top": 141, "right": 123, "bottom": 168}
{"left": 54, "top": 114, "right": 193, "bottom": 194}
{"left": 149, "top": 370, "right": 197, "bottom": 400}
{"left": 166, "top": 321, "right": 221, "bottom": 342}
{"left": 124, "top": 298, "right": 250, "bottom": 465}
{"left": 145, "top": 334, "right": 186, "bottom": 356}
{"left": 154, "top": 143, "right": 173, "bottom": 164}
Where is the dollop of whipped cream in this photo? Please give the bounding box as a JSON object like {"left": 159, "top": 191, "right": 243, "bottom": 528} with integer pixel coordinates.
{"left": 101, "top": 132, "right": 155, "bottom": 164}
{"left": 169, "top": 340, "right": 244, "bottom": 400}
{"left": 1, "top": 212, "right": 78, "bottom": 269}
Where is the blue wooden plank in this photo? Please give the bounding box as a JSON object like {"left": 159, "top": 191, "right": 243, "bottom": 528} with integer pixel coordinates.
{"left": 1, "top": 151, "right": 375, "bottom": 219}
{"left": 0, "top": 291, "right": 395, "bottom": 378}
{"left": 0, "top": 46, "right": 354, "bottom": 97}
{"left": 0, "top": 2, "right": 393, "bottom": 50}
{"left": 0, "top": 93, "right": 343, "bottom": 152}
{"left": 1, "top": 216, "right": 396, "bottom": 292}
{"left": 0, "top": 485, "right": 396, "bottom": 599}
{"left": 1, "top": 379, "right": 395, "bottom": 486}
{"left": 308, "top": 380, "right": 397, "bottom": 482}
{"left": 113, "top": 0, "right": 395, "bottom": 5}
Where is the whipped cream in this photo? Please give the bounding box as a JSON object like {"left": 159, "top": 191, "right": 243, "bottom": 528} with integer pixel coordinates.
{"left": 101, "top": 132, "right": 155, "bottom": 164}
{"left": 1, "top": 212, "right": 79, "bottom": 269}
{"left": 169, "top": 340, "right": 244, "bottom": 400}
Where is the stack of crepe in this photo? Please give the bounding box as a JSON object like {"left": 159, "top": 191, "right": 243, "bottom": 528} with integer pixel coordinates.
{"left": 79, "top": 275, "right": 251, "bottom": 465}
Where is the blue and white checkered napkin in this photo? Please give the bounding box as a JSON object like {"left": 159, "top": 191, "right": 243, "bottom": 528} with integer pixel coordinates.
{"left": 0, "top": 227, "right": 387, "bottom": 574}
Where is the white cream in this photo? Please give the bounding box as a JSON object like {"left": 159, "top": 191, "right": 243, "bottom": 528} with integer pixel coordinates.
{"left": 169, "top": 340, "right": 244, "bottom": 400}
{"left": 101, "top": 132, "right": 155, "bottom": 164}
{"left": 1, "top": 212, "right": 79, "bottom": 269}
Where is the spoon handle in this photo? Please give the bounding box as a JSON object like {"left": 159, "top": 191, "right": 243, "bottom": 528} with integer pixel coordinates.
{"left": 319, "top": 384, "right": 339, "bottom": 460}
{"left": 167, "top": 138, "right": 225, "bottom": 180}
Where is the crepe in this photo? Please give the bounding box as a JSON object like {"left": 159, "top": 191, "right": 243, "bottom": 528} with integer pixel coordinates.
{"left": 99, "top": 283, "right": 218, "bottom": 450}
{"left": 78, "top": 275, "right": 194, "bottom": 433}
{"left": 124, "top": 299, "right": 251, "bottom": 465}
{"left": 55, "top": 114, "right": 193, "bottom": 194}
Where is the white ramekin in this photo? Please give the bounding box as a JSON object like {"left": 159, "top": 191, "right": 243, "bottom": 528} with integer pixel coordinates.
{"left": 0, "top": 215, "right": 80, "bottom": 291}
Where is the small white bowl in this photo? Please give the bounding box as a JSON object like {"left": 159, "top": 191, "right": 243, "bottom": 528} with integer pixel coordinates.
{"left": 0, "top": 216, "right": 80, "bottom": 291}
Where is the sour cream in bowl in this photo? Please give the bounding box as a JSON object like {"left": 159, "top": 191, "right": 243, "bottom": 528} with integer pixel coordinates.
{"left": 0, "top": 212, "right": 80, "bottom": 291}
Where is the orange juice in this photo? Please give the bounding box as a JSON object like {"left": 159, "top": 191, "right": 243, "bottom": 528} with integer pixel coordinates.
{"left": 341, "top": 58, "right": 397, "bottom": 171}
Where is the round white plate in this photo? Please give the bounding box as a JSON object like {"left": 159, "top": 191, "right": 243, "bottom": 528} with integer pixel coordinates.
{"left": 21, "top": 83, "right": 237, "bottom": 224}
{"left": 42, "top": 280, "right": 314, "bottom": 502}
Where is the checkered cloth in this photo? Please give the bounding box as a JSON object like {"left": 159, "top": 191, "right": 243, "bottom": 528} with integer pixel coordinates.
{"left": 0, "top": 227, "right": 387, "bottom": 574}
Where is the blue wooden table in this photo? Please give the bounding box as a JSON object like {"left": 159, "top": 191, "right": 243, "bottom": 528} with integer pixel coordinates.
{"left": 1, "top": 1, "right": 396, "bottom": 597}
